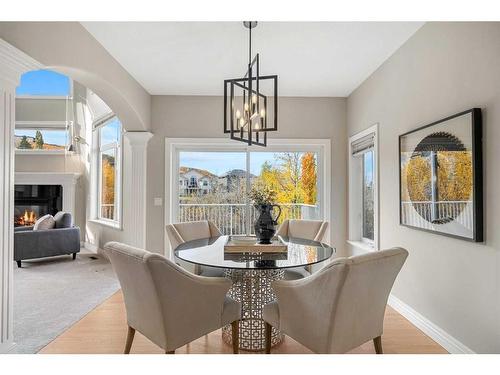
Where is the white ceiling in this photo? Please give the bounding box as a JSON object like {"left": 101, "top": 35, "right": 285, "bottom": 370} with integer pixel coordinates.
{"left": 82, "top": 22, "right": 423, "bottom": 97}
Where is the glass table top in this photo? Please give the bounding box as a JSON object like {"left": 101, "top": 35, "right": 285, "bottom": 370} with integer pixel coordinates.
{"left": 174, "top": 235, "right": 335, "bottom": 270}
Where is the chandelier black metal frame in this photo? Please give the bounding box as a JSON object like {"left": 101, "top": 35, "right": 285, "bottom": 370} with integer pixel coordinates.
{"left": 224, "top": 21, "right": 278, "bottom": 146}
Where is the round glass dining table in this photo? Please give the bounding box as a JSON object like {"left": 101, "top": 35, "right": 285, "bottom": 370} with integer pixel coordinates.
{"left": 174, "top": 235, "right": 335, "bottom": 352}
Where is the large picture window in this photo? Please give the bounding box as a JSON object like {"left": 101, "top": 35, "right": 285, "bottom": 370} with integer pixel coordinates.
{"left": 94, "top": 117, "right": 122, "bottom": 225}
{"left": 168, "top": 139, "right": 330, "bottom": 243}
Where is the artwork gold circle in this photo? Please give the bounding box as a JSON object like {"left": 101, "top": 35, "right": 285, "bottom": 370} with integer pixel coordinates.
{"left": 404, "top": 132, "right": 472, "bottom": 224}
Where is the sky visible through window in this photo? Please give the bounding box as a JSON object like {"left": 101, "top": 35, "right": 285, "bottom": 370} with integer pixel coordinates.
{"left": 179, "top": 151, "right": 312, "bottom": 176}
{"left": 180, "top": 152, "right": 288, "bottom": 176}
{"left": 100, "top": 118, "right": 121, "bottom": 145}
{"left": 16, "top": 70, "right": 70, "bottom": 96}
{"left": 14, "top": 129, "right": 67, "bottom": 147}
{"left": 364, "top": 150, "right": 374, "bottom": 185}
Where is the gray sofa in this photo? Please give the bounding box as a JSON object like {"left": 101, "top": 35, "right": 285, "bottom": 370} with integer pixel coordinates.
{"left": 14, "top": 220, "right": 81, "bottom": 268}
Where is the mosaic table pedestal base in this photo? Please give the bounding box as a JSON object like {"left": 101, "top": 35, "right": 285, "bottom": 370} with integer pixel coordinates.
{"left": 222, "top": 268, "right": 284, "bottom": 351}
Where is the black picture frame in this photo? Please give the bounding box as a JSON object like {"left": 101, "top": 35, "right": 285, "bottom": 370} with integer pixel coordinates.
{"left": 398, "top": 108, "right": 483, "bottom": 242}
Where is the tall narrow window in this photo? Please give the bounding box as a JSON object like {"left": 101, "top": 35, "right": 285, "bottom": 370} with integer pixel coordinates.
{"left": 95, "top": 117, "right": 122, "bottom": 224}
{"left": 348, "top": 126, "right": 378, "bottom": 250}
{"left": 362, "top": 150, "right": 374, "bottom": 241}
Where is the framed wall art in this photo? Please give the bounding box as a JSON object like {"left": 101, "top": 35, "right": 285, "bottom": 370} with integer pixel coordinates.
{"left": 399, "top": 108, "right": 483, "bottom": 242}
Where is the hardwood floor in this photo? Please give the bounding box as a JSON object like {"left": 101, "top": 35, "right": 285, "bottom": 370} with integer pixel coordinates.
{"left": 39, "top": 291, "right": 447, "bottom": 354}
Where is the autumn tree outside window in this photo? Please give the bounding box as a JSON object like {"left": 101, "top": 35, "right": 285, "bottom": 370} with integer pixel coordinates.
{"left": 95, "top": 117, "right": 122, "bottom": 225}
{"left": 172, "top": 142, "right": 328, "bottom": 238}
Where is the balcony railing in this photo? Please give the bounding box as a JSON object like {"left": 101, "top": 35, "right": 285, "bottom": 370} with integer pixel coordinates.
{"left": 101, "top": 204, "right": 115, "bottom": 220}
{"left": 401, "top": 201, "right": 473, "bottom": 230}
{"left": 178, "top": 203, "right": 319, "bottom": 235}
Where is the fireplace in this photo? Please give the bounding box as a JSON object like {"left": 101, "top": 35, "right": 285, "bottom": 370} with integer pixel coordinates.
{"left": 14, "top": 185, "right": 63, "bottom": 227}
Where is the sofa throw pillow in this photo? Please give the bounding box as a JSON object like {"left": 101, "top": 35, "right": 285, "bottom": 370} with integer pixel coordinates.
{"left": 53, "top": 211, "right": 73, "bottom": 228}
{"left": 33, "top": 214, "right": 56, "bottom": 231}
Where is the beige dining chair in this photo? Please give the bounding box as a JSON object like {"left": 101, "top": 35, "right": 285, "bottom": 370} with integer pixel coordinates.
{"left": 104, "top": 241, "right": 241, "bottom": 354}
{"left": 276, "top": 219, "right": 329, "bottom": 280}
{"left": 166, "top": 220, "right": 224, "bottom": 277}
{"left": 263, "top": 247, "right": 408, "bottom": 354}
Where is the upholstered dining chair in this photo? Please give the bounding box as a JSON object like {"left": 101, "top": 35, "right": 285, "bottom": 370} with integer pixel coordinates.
{"left": 166, "top": 220, "right": 224, "bottom": 277}
{"left": 263, "top": 247, "right": 408, "bottom": 354}
{"left": 276, "top": 219, "right": 329, "bottom": 280}
{"left": 104, "top": 241, "right": 241, "bottom": 354}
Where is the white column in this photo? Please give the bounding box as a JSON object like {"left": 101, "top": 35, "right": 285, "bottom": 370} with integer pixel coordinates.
{"left": 0, "top": 39, "right": 42, "bottom": 352}
{"left": 123, "top": 131, "right": 153, "bottom": 249}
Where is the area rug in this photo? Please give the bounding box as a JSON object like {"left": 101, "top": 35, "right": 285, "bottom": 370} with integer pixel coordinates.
{"left": 12, "top": 251, "right": 120, "bottom": 354}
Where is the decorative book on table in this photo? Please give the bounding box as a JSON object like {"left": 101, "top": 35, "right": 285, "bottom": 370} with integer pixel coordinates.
{"left": 224, "top": 236, "right": 288, "bottom": 253}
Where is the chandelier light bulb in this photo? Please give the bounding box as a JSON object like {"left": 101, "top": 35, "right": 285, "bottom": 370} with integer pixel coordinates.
{"left": 239, "top": 118, "right": 246, "bottom": 128}
{"left": 235, "top": 110, "right": 241, "bottom": 119}
{"left": 244, "top": 102, "right": 249, "bottom": 112}
{"left": 255, "top": 122, "right": 260, "bottom": 130}
{"left": 252, "top": 95, "right": 258, "bottom": 104}
{"left": 260, "top": 108, "right": 265, "bottom": 118}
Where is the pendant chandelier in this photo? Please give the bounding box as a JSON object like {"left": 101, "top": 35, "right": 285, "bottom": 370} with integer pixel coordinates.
{"left": 224, "top": 21, "right": 278, "bottom": 146}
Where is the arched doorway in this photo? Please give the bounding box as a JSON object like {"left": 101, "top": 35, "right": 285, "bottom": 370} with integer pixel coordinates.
{"left": 0, "top": 39, "right": 151, "bottom": 352}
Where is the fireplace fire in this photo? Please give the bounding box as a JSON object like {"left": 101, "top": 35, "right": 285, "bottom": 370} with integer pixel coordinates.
{"left": 16, "top": 210, "right": 37, "bottom": 226}
{"left": 14, "top": 184, "right": 62, "bottom": 227}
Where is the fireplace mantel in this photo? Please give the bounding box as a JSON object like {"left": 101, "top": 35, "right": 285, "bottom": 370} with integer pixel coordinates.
{"left": 15, "top": 172, "right": 81, "bottom": 218}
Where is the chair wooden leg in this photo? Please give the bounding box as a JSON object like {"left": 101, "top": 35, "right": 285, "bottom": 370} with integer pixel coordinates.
{"left": 124, "top": 326, "right": 135, "bottom": 354}
{"left": 231, "top": 320, "right": 239, "bottom": 354}
{"left": 373, "top": 336, "right": 383, "bottom": 354}
{"left": 166, "top": 350, "right": 175, "bottom": 354}
{"left": 264, "top": 322, "right": 272, "bottom": 354}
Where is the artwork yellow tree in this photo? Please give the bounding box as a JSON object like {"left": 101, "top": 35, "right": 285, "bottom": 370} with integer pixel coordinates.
{"left": 402, "top": 151, "right": 472, "bottom": 202}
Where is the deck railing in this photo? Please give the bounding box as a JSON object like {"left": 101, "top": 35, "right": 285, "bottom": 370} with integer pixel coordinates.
{"left": 100, "top": 204, "right": 115, "bottom": 220}
{"left": 178, "top": 203, "right": 319, "bottom": 235}
{"left": 401, "top": 201, "right": 473, "bottom": 230}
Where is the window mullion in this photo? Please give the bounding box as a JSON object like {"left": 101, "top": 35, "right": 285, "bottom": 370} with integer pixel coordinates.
{"left": 245, "top": 148, "right": 251, "bottom": 236}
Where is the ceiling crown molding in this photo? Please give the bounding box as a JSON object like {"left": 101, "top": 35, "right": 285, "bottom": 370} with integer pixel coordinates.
{"left": 0, "top": 38, "right": 43, "bottom": 87}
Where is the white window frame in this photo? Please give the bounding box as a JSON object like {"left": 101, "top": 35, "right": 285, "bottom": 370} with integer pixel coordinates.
{"left": 90, "top": 116, "right": 123, "bottom": 229}
{"left": 165, "top": 138, "right": 331, "bottom": 257}
{"left": 348, "top": 124, "right": 379, "bottom": 252}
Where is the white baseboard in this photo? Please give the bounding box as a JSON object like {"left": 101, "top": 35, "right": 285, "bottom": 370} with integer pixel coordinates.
{"left": 388, "top": 294, "right": 475, "bottom": 354}
{"left": 83, "top": 241, "right": 99, "bottom": 254}
{"left": 0, "top": 341, "right": 16, "bottom": 353}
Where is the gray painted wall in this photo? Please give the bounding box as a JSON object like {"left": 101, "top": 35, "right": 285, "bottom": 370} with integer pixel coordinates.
{"left": 146, "top": 96, "right": 347, "bottom": 255}
{"left": 347, "top": 22, "right": 500, "bottom": 353}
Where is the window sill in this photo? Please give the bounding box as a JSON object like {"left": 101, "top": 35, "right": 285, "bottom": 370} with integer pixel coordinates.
{"left": 88, "top": 219, "right": 122, "bottom": 231}
{"left": 347, "top": 240, "right": 377, "bottom": 252}
{"left": 15, "top": 150, "right": 73, "bottom": 156}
